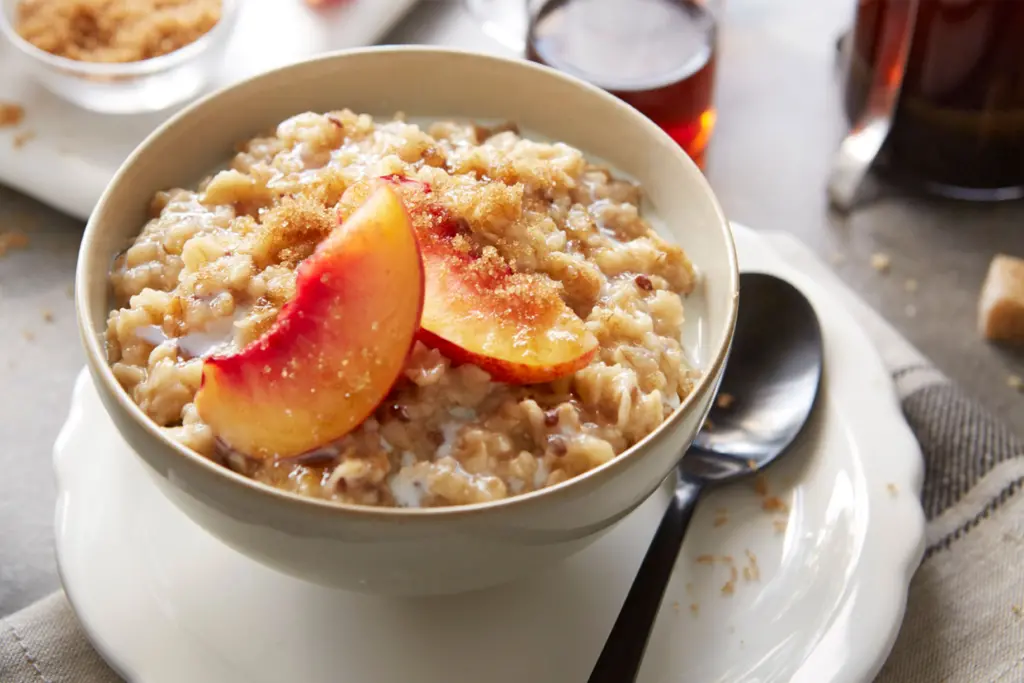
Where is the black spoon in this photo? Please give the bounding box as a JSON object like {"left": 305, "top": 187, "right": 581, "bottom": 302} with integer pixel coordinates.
{"left": 587, "top": 272, "right": 824, "bottom": 683}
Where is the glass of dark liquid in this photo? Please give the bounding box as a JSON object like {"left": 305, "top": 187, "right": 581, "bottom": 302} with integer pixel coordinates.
{"left": 466, "top": 0, "right": 719, "bottom": 169}
{"left": 844, "top": 0, "right": 1024, "bottom": 200}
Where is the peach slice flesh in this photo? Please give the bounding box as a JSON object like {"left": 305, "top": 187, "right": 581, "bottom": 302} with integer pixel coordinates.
{"left": 195, "top": 186, "right": 424, "bottom": 459}
{"left": 375, "top": 177, "right": 599, "bottom": 385}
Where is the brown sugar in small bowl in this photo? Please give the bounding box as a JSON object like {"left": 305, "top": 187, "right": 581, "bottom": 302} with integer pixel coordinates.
{"left": 76, "top": 47, "right": 739, "bottom": 596}
{"left": 0, "top": 0, "right": 239, "bottom": 114}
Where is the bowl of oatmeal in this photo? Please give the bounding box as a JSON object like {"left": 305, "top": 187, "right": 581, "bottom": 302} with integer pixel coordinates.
{"left": 77, "top": 47, "right": 738, "bottom": 595}
{"left": 0, "top": 0, "right": 237, "bottom": 113}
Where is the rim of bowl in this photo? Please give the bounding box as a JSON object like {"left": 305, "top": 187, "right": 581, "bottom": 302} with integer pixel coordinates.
{"left": 77, "top": 45, "right": 740, "bottom": 520}
{"left": 0, "top": 0, "right": 238, "bottom": 77}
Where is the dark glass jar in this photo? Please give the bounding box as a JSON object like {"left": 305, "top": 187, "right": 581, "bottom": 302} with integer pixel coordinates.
{"left": 844, "top": 0, "right": 1024, "bottom": 200}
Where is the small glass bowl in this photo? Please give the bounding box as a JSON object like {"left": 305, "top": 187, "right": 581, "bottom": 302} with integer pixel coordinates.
{"left": 0, "top": 0, "right": 239, "bottom": 115}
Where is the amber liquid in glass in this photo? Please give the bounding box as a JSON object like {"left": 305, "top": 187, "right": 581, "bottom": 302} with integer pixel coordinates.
{"left": 845, "top": 0, "right": 1024, "bottom": 198}
{"left": 526, "top": 0, "right": 717, "bottom": 168}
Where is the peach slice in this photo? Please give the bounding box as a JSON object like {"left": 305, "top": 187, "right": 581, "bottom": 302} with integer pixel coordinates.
{"left": 195, "top": 186, "right": 424, "bottom": 459}
{"left": 374, "top": 176, "right": 598, "bottom": 385}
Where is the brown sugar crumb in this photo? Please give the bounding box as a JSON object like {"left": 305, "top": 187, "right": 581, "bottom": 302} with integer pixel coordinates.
{"left": 753, "top": 473, "right": 768, "bottom": 496}
{"left": 0, "top": 103, "right": 24, "bottom": 127}
{"left": 0, "top": 231, "right": 30, "bottom": 257}
{"left": 42, "top": 310, "right": 54, "bottom": 323}
{"left": 870, "top": 252, "right": 891, "bottom": 274}
{"left": 978, "top": 254, "right": 1024, "bottom": 345}
{"left": 695, "top": 554, "right": 715, "bottom": 565}
{"left": 721, "top": 579, "right": 735, "bottom": 596}
{"left": 15, "top": 0, "right": 222, "bottom": 64}
{"left": 689, "top": 603, "right": 700, "bottom": 616}
{"left": 253, "top": 194, "right": 334, "bottom": 268}
{"left": 773, "top": 518, "right": 788, "bottom": 534}
{"left": 886, "top": 482, "right": 899, "bottom": 497}
{"left": 715, "top": 392, "right": 735, "bottom": 409}
{"left": 712, "top": 514, "right": 729, "bottom": 528}
{"left": 12, "top": 130, "right": 36, "bottom": 149}
{"left": 762, "top": 496, "right": 789, "bottom": 513}
{"left": 744, "top": 549, "right": 760, "bottom": 582}
{"left": 22, "top": 330, "right": 35, "bottom": 341}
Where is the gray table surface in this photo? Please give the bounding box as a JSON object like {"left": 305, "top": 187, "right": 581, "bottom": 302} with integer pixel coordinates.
{"left": 0, "top": 0, "right": 1021, "bottom": 620}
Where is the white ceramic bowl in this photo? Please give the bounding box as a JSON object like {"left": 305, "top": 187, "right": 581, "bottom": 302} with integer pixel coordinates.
{"left": 76, "top": 47, "right": 738, "bottom": 596}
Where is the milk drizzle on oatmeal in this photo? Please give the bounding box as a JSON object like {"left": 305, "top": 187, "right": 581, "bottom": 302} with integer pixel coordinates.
{"left": 105, "top": 110, "right": 699, "bottom": 508}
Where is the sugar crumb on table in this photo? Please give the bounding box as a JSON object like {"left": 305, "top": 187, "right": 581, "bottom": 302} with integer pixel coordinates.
{"left": 0, "top": 102, "right": 25, "bottom": 127}
{"left": 870, "top": 252, "right": 891, "bottom": 274}
{"left": 978, "top": 254, "right": 1024, "bottom": 346}
{"left": 715, "top": 392, "right": 735, "bottom": 409}
{"left": 689, "top": 603, "right": 700, "bottom": 616}
{"left": 42, "top": 309, "right": 54, "bottom": 323}
{"left": 0, "top": 231, "right": 30, "bottom": 257}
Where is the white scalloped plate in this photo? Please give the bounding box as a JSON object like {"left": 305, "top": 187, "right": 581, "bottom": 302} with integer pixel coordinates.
{"left": 54, "top": 224, "right": 925, "bottom": 683}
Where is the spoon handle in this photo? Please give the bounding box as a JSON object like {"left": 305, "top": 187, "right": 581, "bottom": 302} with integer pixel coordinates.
{"left": 587, "top": 478, "right": 703, "bottom": 683}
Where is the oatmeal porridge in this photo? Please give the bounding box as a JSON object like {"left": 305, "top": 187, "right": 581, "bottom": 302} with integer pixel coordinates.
{"left": 105, "top": 110, "right": 699, "bottom": 508}
{"left": 15, "top": 0, "right": 221, "bottom": 63}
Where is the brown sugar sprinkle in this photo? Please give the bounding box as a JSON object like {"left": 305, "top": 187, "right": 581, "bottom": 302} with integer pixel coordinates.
{"left": 689, "top": 603, "right": 700, "bottom": 616}
{"left": 753, "top": 473, "right": 769, "bottom": 496}
{"left": 886, "top": 482, "right": 899, "bottom": 497}
{"left": 0, "top": 231, "right": 30, "bottom": 257}
{"left": 15, "top": 0, "right": 223, "bottom": 64}
{"left": 12, "top": 130, "right": 36, "bottom": 149}
{"left": 715, "top": 392, "right": 735, "bottom": 409}
{"left": 712, "top": 515, "right": 729, "bottom": 528}
{"left": 762, "top": 496, "right": 789, "bottom": 513}
{"left": 0, "top": 103, "right": 24, "bottom": 127}
{"left": 744, "top": 549, "right": 760, "bottom": 581}
{"left": 721, "top": 580, "right": 735, "bottom": 596}
{"left": 634, "top": 274, "right": 654, "bottom": 292}
{"left": 696, "top": 554, "right": 715, "bottom": 565}
{"left": 42, "top": 310, "right": 54, "bottom": 323}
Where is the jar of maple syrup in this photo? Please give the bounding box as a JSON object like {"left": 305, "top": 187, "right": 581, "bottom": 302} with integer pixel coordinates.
{"left": 844, "top": 0, "right": 1024, "bottom": 199}
{"left": 466, "top": 0, "right": 720, "bottom": 169}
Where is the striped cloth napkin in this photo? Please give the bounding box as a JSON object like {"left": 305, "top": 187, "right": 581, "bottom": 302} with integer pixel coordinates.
{"left": 2, "top": 232, "right": 1022, "bottom": 683}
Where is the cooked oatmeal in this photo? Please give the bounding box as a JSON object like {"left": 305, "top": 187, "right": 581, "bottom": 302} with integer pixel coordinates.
{"left": 105, "top": 110, "right": 699, "bottom": 507}
{"left": 15, "top": 0, "right": 221, "bottom": 63}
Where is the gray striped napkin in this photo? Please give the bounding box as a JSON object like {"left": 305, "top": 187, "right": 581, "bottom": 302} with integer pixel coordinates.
{"left": 2, "top": 232, "right": 1022, "bottom": 683}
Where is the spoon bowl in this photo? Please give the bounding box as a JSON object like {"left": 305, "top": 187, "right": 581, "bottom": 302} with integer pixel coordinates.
{"left": 589, "top": 272, "right": 823, "bottom": 683}
{"left": 686, "top": 272, "right": 823, "bottom": 480}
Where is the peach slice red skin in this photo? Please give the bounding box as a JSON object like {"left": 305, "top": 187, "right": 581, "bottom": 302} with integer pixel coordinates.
{"left": 375, "top": 176, "right": 599, "bottom": 385}
{"left": 194, "top": 186, "right": 424, "bottom": 460}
